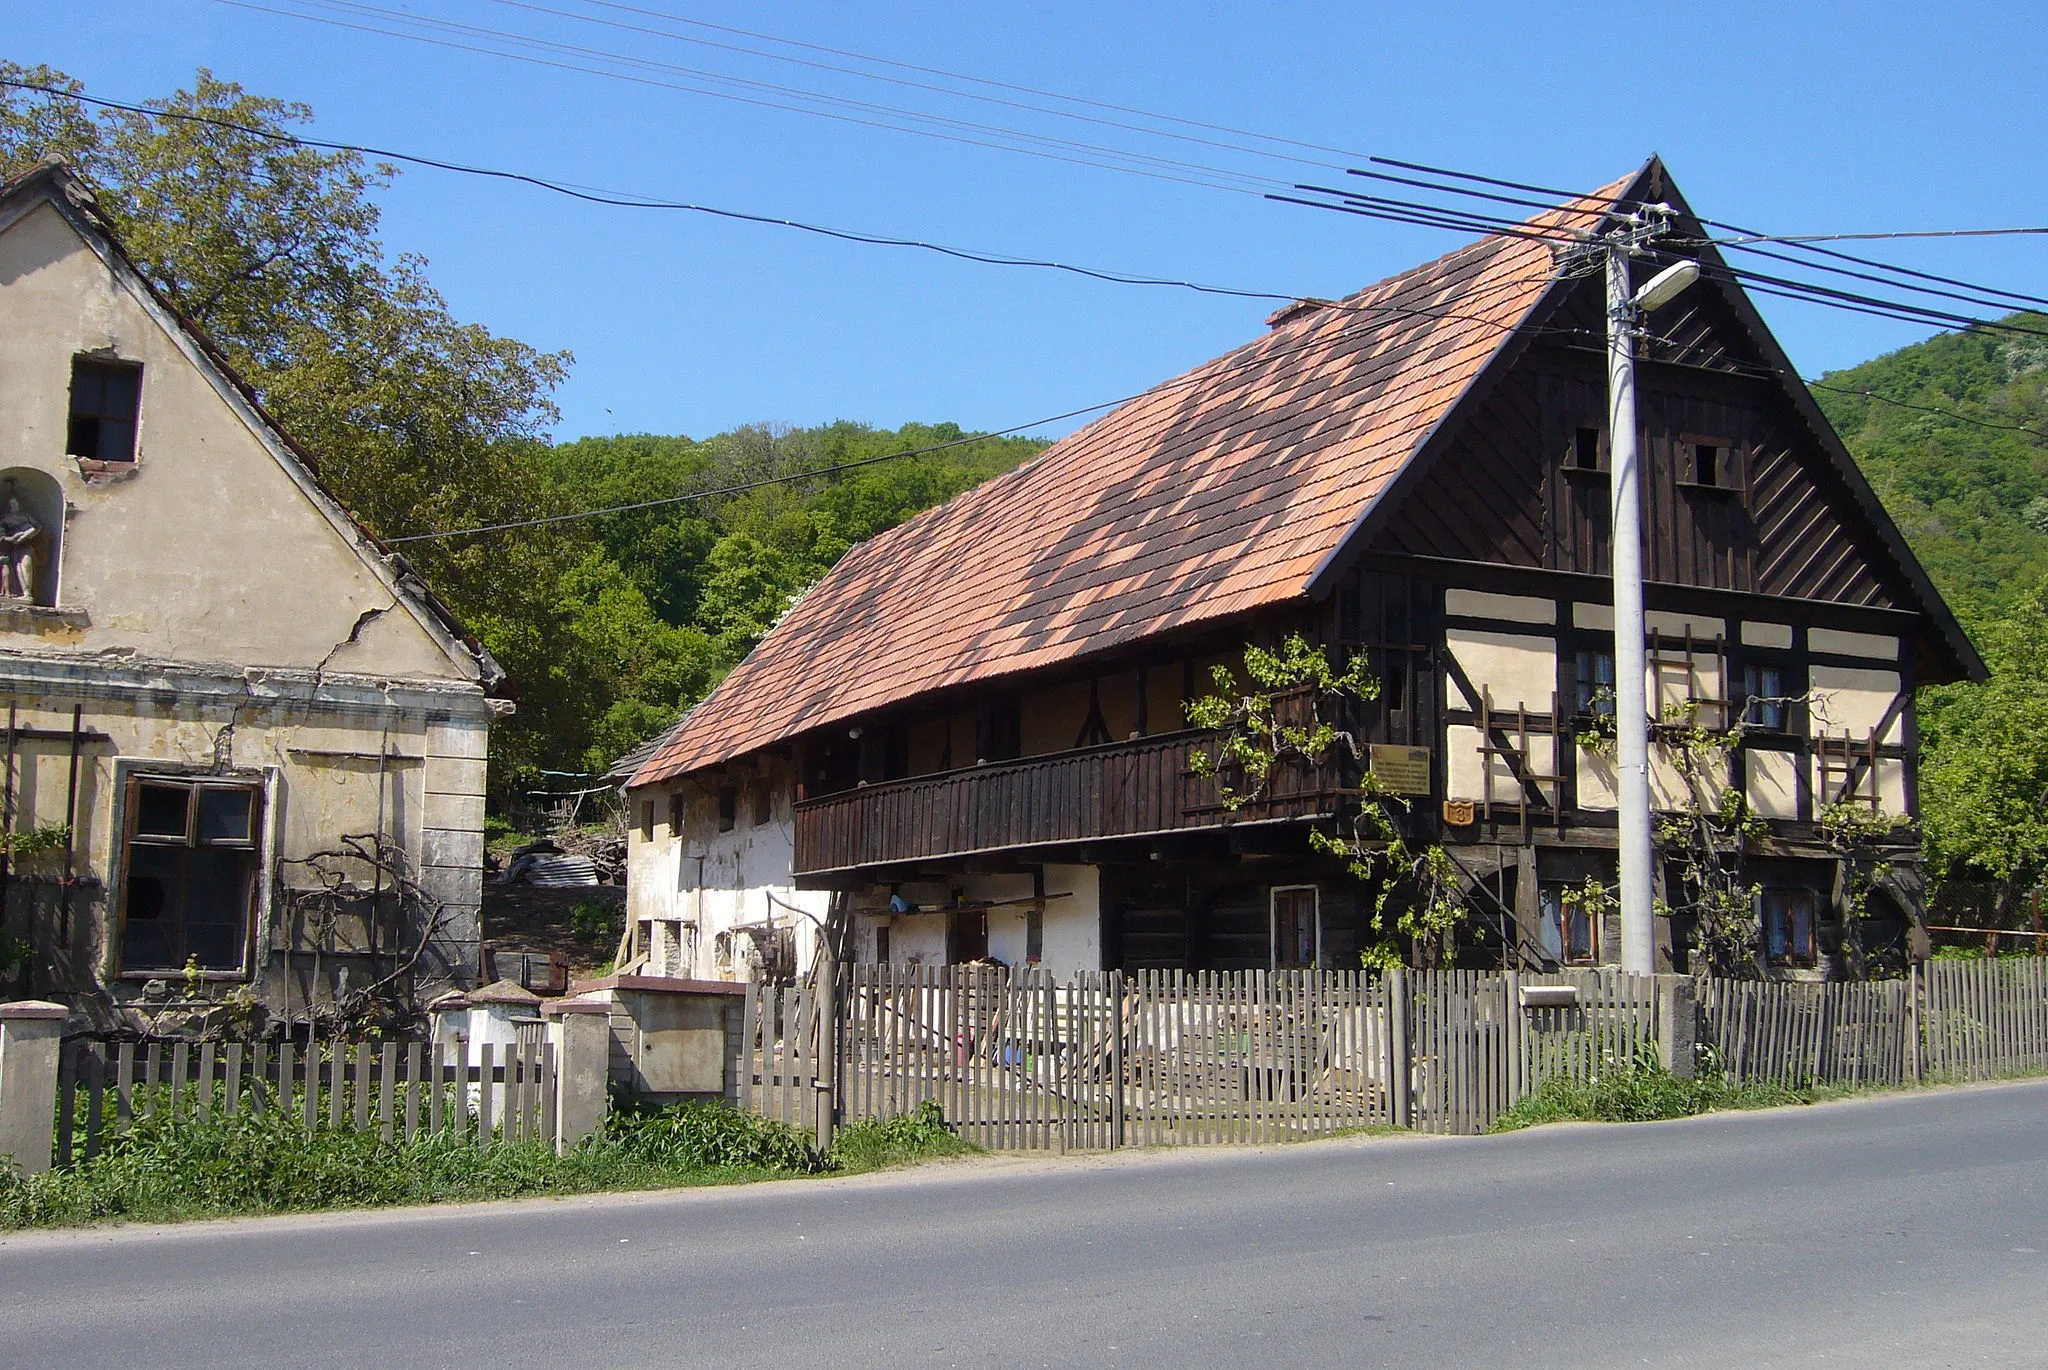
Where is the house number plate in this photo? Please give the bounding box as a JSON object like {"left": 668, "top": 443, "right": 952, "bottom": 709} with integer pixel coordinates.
{"left": 1368, "top": 744, "right": 1432, "bottom": 795}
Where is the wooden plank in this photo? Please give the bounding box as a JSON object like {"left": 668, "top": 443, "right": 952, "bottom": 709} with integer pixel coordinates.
{"left": 224, "top": 1043, "right": 245, "bottom": 1117}
{"left": 142, "top": 1041, "right": 162, "bottom": 1121}
{"left": 83, "top": 1044, "right": 106, "bottom": 1161}
{"left": 196, "top": 1043, "right": 217, "bottom": 1122}
{"left": 378, "top": 1041, "right": 398, "bottom": 1143}
{"left": 114, "top": 1041, "right": 135, "bottom": 1130}
{"left": 278, "top": 1044, "right": 298, "bottom": 1129}
{"left": 250, "top": 1043, "right": 269, "bottom": 1117}
{"left": 477, "top": 1042, "right": 496, "bottom": 1143}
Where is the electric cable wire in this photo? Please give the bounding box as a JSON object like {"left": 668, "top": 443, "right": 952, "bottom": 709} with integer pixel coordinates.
{"left": 218, "top": 0, "right": 1290, "bottom": 196}
{"left": 382, "top": 280, "right": 1571, "bottom": 544}
{"left": 478, "top": 0, "right": 1355, "bottom": 177}
{"left": 1371, "top": 156, "right": 2048, "bottom": 314}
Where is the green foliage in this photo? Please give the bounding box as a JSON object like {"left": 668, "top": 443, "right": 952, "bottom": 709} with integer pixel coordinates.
{"left": 0, "top": 67, "right": 1043, "bottom": 791}
{"left": 1811, "top": 317, "right": 2048, "bottom": 632}
{"left": 601, "top": 1097, "right": 828, "bottom": 1173}
{"left": 828, "top": 1100, "right": 978, "bottom": 1171}
{"left": 1489, "top": 1044, "right": 1814, "bottom": 1132}
{"left": 0, "top": 932, "right": 31, "bottom": 977}
{"left": 4, "top": 823, "right": 68, "bottom": 861}
{"left": 1918, "top": 584, "right": 2048, "bottom": 887}
{"left": 1186, "top": 637, "right": 1472, "bottom": 967}
{"left": 567, "top": 897, "right": 621, "bottom": 945}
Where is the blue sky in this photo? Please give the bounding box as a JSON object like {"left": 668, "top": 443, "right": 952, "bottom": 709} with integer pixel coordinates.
{"left": 8, "top": 0, "right": 2045, "bottom": 442}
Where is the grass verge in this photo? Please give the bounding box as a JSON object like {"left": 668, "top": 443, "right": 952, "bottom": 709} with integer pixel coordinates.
{"left": 0, "top": 1098, "right": 978, "bottom": 1231}
{"left": 1488, "top": 1047, "right": 1894, "bottom": 1133}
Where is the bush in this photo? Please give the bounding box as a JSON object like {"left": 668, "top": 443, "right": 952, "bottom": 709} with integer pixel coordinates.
{"left": 829, "top": 1100, "right": 977, "bottom": 1172}
{"left": 1488, "top": 1045, "right": 1812, "bottom": 1132}
{"left": 601, "top": 1098, "right": 827, "bottom": 1173}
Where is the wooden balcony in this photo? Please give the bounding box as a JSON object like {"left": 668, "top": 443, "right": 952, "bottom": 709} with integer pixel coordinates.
{"left": 793, "top": 729, "right": 1346, "bottom": 877}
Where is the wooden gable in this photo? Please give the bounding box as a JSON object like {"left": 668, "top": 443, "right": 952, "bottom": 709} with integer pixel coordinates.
{"left": 1351, "top": 177, "right": 1979, "bottom": 685}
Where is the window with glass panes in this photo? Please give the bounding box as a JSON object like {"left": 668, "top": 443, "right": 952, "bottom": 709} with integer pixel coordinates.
{"left": 1271, "top": 886, "right": 1319, "bottom": 969}
{"left": 119, "top": 776, "right": 261, "bottom": 972}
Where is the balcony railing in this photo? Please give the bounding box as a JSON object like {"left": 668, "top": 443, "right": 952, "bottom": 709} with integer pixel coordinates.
{"left": 793, "top": 729, "right": 1346, "bottom": 876}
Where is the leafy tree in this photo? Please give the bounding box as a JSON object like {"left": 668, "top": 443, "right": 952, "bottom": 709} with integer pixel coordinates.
{"left": 1919, "top": 584, "right": 2048, "bottom": 893}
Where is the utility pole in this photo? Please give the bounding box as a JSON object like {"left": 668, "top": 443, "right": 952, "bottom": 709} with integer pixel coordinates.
{"left": 1575, "top": 208, "right": 1698, "bottom": 977}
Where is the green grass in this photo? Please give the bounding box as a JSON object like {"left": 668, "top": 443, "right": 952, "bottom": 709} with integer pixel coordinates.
{"left": 0, "top": 1098, "right": 978, "bottom": 1231}
{"left": 1488, "top": 1047, "right": 1887, "bottom": 1133}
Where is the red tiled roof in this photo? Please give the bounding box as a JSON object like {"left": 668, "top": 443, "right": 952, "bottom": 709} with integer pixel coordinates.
{"left": 633, "top": 180, "right": 1630, "bottom": 787}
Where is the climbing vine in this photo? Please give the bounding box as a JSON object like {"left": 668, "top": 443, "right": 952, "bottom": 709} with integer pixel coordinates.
{"left": 1187, "top": 635, "right": 1473, "bottom": 970}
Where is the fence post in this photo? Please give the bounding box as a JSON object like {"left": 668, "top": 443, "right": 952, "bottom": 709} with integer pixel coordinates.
{"left": 544, "top": 999, "right": 612, "bottom": 1155}
{"left": 1908, "top": 960, "right": 1924, "bottom": 1084}
{"left": 1655, "top": 974, "right": 1697, "bottom": 1080}
{"left": 0, "top": 1000, "right": 67, "bottom": 1176}
{"left": 1108, "top": 970, "right": 1125, "bottom": 1150}
{"left": 815, "top": 955, "right": 838, "bottom": 1157}
{"left": 1386, "top": 968, "right": 1413, "bottom": 1129}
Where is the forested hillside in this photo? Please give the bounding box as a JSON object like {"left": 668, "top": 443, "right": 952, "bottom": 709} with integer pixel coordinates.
{"left": 524, "top": 421, "right": 1045, "bottom": 775}
{"left": 1813, "top": 314, "right": 2048, "bottom": 628}
{"left": 1815, "top": 316, "right": 2048, "bottom": 902}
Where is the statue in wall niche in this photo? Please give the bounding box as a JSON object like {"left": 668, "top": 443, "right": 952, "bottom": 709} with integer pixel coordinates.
{"left": 0, "top": 497, "right": 41, "bottom": 603}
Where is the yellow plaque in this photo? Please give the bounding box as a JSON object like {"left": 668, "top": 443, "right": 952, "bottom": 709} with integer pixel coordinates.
{"left": 1442, "top": 799, "right": 1476, "bottom": 826}
{"left": 1369, "top": 744, "right": 1433, "bottom": 796}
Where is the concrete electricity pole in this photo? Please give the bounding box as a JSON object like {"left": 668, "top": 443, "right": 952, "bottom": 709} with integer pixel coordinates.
{"left": 1590, "top": 210, "right": 1698, "bottom": 976}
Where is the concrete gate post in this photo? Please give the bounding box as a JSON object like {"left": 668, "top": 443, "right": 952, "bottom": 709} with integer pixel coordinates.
{"left": 0, "top": 1001, "right": 68, "bottom": 1176}
{"left": 1655, "top": 975, "right": 1698, "bottom": 1080}
{"left": 545, "top": 999, "right": 613, "bottom": 1155}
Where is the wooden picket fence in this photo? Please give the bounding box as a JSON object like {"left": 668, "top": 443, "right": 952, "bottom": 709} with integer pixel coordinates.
{"left": 1920, "top": 957, "right": 2048, "bottom": 1081}
{"left": 54, "top": 1035, "right": 556, "bottom": 1167}
{"left": 1699, "top": 976, "right": 1913, "bottom": 1087}
{"left": 741, "top": 964, "right": 1666, "bottom": 1144}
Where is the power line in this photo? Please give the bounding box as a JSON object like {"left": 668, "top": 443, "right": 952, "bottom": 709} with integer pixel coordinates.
{"left": 385, "top": 273, "right": 1570, "bottom": 543}
{"left": 1712, "top": 227, "right": 2048, "bottom": 245}
{"left": 1804, "top": 382, "right": 2048, "bottom": 443}
{"left": 1372, "top": 155, "right": 2048, "bottom": 316}
{"left": 480, "top": 0, "right": 1351, "bottom": 178}
{"left": 219, "top": 0, "right": 1287, "bottom": 197}
{"left": 528, "top": 0, "right": 1381, "bottom": 165}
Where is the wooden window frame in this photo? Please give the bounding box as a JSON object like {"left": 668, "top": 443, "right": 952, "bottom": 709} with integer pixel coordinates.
{"left": 1270, "top": 884, "right": 1320, "bottom": 970}
{"left": 1677, "top": 432, "right": 1740, "bottom": 493}
{"left": 1762, "top": 888, "right": 1819, "bottom": 968}
{"left": 117, "top": 773, "right": 263, "bottom": 977}
{"left": 1538, "top": 880, "right": 1602, "bottom": 967}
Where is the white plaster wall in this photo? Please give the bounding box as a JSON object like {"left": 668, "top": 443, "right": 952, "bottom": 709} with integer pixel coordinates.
{"left": 1576, "top": 746, "right": 1618, "bottom": 810}
{"left": 1741, "top": 621, "right": 1794, "bottom": 649}
{"left": 1809, "top": 628, "right": 1898, "bottom": 660}
{"left": 0, "top": 199, "right": 470, "bottom": 683}
{"left": 1444, "top": 589, "right": 1553, "bottom": 624}
{"left": 1812, "top": 756, "right": 1907, "bottom": 814}
{"left": 1746, "top": 750, "right": 1801, "bottom": 819}
{"left": 624, "top": 758, "right": 831, "bottom": 981}
{"left": 1809, "top": 665, "right": 1904, "bottom": 743}
{"left": 1448, "top": 725, "right": 1556, "bottom": 806}
{"left": 1445, "top": 629, "right": 1556, "bottom": 712}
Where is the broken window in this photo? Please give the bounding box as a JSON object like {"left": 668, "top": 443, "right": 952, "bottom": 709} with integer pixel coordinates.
{"left": 1271, "top": 885, "right": 1319, "bottom": 969}
{"left": 1571, "top": 426, "right": 1603, "bottom": 471}
{"left": 119, "top": 776, "right": 261, "bottom": 973}
{"left": 1762, "top": 888, "right": 1818, "bottom": 968}
{"left": 67, "top": 358, "right": 142, "bottom": 463}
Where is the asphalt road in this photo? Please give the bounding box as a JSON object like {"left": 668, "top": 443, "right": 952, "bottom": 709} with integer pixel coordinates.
{"left": 3, "top": 1081, "right": 2045, "bottom": 1370}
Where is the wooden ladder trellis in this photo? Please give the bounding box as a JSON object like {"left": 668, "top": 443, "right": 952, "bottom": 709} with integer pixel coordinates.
{"left": 1474, "top": 689, "right": 1563, "bottom": 840}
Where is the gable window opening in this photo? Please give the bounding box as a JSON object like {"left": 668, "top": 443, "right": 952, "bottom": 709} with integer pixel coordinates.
{"left": 1538, "top": 881, "right": 1602, "bottom": 966}
{"left": 639, "top": 801, "right": 655, "bottom": 842}
{"left": 1690, "top": 442, "right": 1723, "bottom": 486}
{"left": 1271, "top": 885, "right": 1320, "bottom": 970}
{"left": 1762, "top": 888, "right": 1819, "bottom": 968}
{"left": 717, "top": 786, "right": 738, "bottom": 833}
{"left": 1570, "top": 427, "right": 1604, "bottom": 472}
{"left": 67, "top": 357, "right": 142, "bottom": 464}
{"left": 120, "top": 775, "right": 262, "bottom": 974}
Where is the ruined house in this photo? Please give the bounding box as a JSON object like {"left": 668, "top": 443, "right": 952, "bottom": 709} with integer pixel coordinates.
{"left": 619, "top": 159, "right": 1980, "bottom": 983}
{"left": 0, "top": 163, "right": 506, "bottom": 1028}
